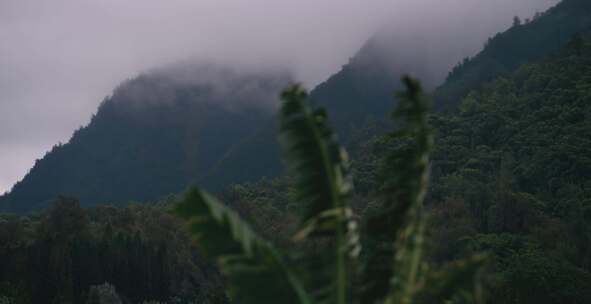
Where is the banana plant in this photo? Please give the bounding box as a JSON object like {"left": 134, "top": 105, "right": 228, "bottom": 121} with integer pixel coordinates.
{"left": 176, "top": 76, "right": 483, "bottom": 304}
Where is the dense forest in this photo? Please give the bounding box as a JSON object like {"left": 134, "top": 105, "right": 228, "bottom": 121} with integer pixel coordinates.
{"left": 1, "top": 0, "right": 591, "bottom": 303}
{"left": 0, "top": 197, "right": 226, "bottom": 303}
{"left": 414, "top": 34, "right": 591, "bottom": 302}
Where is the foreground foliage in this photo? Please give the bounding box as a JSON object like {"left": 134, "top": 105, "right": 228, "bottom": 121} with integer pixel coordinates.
{"left": 176, "top": 77, "right": 483, "bottom": 304}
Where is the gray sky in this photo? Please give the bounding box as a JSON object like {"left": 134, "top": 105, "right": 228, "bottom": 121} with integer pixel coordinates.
{"left": 0, "top": 0, "right": 559, "bottom": 194}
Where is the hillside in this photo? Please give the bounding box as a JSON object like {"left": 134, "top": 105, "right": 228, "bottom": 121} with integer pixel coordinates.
{"left": 0, "top": 65, "right": 291, "bottom": 213}
{"left": 219, "top": 33, "right": 591, "bottom": 304}
{"left": 2, "top": 0, "right": 589, "bottom": 215}
{"left": 434, "top": 0, "right": 591, "bottom": 111}
{"left": 428, "top": 35, "right": 591, "bottom": 303}
{"left": 1, "top": 17, "right": 480, "bottom": 211}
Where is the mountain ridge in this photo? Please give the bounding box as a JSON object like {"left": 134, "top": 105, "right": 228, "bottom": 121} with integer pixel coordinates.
{"left": 0, "top": 65, "right": 291, "bottom": 213}
{"left": 2, "top": 0, "right": 588, "bottom": 213}
{"left": 434, "top": 0, "right": 591, "bottom": 111}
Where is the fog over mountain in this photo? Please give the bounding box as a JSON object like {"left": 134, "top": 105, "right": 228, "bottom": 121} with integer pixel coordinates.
{"left": 0, "top": 0, "right": 559, "bottom": 193}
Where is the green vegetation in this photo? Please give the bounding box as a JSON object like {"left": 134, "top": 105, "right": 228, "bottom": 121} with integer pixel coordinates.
{"left": 1, "top": 1, "right": 590, "bottom": 303}
{"left": 0, "top": 197, "right": 226, "bottom": 303}
{"left": 175, "top": 78, "right": 484, "bottom": 304}
{"left": 196, "top": 30, "right": 591, "bottom": 303}
{"left": 427, "top": 35, "right": 591, "bottom": 303}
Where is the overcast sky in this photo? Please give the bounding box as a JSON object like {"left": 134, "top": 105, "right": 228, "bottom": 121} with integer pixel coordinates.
{"left": 0, "top": 0, "right": 559, "bottom": 194}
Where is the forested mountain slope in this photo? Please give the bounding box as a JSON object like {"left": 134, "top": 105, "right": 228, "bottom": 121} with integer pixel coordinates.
{"left": 220, "top": 34, "right": 591, "bottom": 304}
{"left": 434, "top": 0, "right": 591, "bottom": 111}
{"left": 200, "top": 17, "right": 591, "bottom": 301}
{"left": 0, "top": 65, "right": 291, "bottom": 213}
{"left": 422, "top": 36, "right": 591, "bottom": 303}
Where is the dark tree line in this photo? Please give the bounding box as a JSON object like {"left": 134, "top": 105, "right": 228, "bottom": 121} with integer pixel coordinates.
{"left": 0, "top": 197, "right": 225, "bottom": 303}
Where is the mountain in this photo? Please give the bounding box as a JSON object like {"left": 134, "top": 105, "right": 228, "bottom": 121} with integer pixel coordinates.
{"left": 434, "top": 0, "right": 591, "bottom": 111}
{"left": 0, "top": 64, "right": 292, "bottom": 213}
{"left": 3, "top": 0, "right": 588, "bottom": 214}
{"left": 2, "top": 13, "right": 482, "bottom": 212}
{"left": 1, "top": 1, "right": 591, "bottom": 302}
{"left": 218, "top": 30, "right": 591, "bottom": 304}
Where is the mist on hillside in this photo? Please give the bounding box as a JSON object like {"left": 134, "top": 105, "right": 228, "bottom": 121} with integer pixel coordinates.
{"left": 110, "top": 63, "right": 293, "bottom": 111}
{"left": 0, "top": 0, "right": 559, "bottom": 193}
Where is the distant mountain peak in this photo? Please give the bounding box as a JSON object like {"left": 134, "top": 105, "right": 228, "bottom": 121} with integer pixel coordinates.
{"left": 0, "top": 62, "right": 292, "bottom": 213}
{"left": 108, "top": 62, "right": 294, "bottom": 111}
